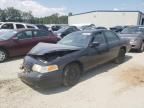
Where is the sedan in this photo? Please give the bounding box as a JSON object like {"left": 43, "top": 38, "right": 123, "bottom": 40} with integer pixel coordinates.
{"left": 54, "top": 26, "right": 79, "bottom": 38}
{"left": 119, "top": 26, "right": 144, "bottom": 52}
{"left": 0, "top": 29, "right": 59, "bottom": 62}
{"left": 19, "top": 30, "right": 130, "bottom": 87}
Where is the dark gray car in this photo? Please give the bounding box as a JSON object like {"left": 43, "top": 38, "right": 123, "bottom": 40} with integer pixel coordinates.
{"left": 118, "top": 26, "right": 144, "bottom": 52}
{"left": 19, "top": 30, "right": 130, "bottom": 87}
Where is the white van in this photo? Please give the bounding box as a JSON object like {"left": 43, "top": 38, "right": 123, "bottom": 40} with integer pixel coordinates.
{"left": 0, "top": 22, "right": 38, "bottom": 30}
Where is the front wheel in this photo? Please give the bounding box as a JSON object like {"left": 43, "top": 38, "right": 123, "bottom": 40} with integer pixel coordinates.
{"left": 114, "top": 49, "right": 126, "bottom": 64}
{"left": 0, "top": 49, "right": 7, "bottom": 63}
{"left": 63, "top": 63, "right": 81, "bottom": 87}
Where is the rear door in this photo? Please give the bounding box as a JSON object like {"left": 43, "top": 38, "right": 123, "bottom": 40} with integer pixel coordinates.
{"left": 33, "top": 30, "right": 57, "bottom": 45}
{"left": 104, "top": 31, "right": 121, "bottom": 59}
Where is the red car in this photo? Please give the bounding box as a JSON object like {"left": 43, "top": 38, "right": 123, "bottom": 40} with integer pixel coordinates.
{"left": 0, "top": 29, "right": 59, "bottom": 62}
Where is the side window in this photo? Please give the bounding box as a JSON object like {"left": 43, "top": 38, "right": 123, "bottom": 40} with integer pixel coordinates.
{"left": 67, "top": 28, "right": 73, "bottom": 32}
{"left": 16, "top": 24, "right": 25, "bottom": 29}
{"left": 104, "top": 31, "right": 119, "bottom": 42}
{"left": 1, "top": 23, "right": 14, "bottom": 29}
{"left": 93, "top": 32, "right": 106, "bottom": 44}
{"left": 17, "top": 31, "right": 32, "bottom": 39}
{"left": 33, "top": 30, "right": 49, "bottom": 37}
{"left": 27, "top": 25, "right": 35, "bottom": 29}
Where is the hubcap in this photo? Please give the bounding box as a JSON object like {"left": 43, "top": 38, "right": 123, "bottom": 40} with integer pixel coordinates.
{"left": 0, "top": 51, "right": 6, "bottom": 62}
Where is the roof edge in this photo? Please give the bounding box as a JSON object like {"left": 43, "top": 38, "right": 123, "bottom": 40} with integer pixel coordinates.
{"left": 70, "top": 10, "right": 143, "bottom": 16}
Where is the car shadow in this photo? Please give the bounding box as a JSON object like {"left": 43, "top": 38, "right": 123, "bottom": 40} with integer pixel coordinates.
{"left": 29, "top": 55, "right": 132, "bottom": 95}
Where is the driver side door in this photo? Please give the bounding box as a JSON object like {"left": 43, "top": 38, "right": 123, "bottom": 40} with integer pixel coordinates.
{"left": 83, "top": 32, "right": 109, "bottom": 70}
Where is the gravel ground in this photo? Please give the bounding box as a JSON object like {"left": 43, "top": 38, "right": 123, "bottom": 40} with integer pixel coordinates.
{"left": 0, "top": 53, "right": 144, "bottom": 108}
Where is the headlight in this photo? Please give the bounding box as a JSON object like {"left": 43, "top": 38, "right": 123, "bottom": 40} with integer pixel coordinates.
{"left": 32, "top": 64, "right": 59, "bottom": 73}
{"left": 130, "top": 39, "right": 138, "bottom": 43}
{"left": 57, "top": 33, "right": 61, "bottom": 36}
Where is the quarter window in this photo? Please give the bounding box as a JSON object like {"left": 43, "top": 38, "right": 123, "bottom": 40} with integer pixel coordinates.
{"left": 104, "top": 31, "right": 119, "bottom": 42}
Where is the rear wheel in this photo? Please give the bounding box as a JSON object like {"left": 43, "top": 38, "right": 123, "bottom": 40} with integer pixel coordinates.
{"left": 63, "top": 63, "right": 81, "bottom": 87}
{"left": 0, "top": 49, "right": 7, "bottom": 63}
{"left": 114, "top": 49, "right": 126, "bottom": 64}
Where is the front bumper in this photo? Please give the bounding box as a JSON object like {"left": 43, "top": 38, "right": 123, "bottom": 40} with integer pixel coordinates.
{"left": 18, "top": 70, "right": 63, "bottom": 88}
{"left": 130, "top": 41, "right": 141, "bottom": 50}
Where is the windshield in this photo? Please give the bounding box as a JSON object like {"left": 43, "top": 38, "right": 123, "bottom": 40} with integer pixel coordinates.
{"left": 58, "top": 32, "right": 92, "bottom": 48}
{"left": 121, "top": 27, "right": 144, "bottom": 34}
{"left": 0, "top": 30, "right": 17, "bottom": 40}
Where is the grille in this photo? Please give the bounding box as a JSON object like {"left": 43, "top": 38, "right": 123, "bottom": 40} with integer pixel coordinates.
{"left": 23, "top": 62, "right": 33, "bottom": 73}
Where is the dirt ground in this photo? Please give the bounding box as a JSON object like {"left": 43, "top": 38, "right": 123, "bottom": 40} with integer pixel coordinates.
{"left": 0, "top": 52, "right": 144, "bottom": 108}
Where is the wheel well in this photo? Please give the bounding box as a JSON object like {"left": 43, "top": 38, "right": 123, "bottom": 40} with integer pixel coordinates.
{"left": 120, "top": 46, "right": 126, "bottom": 53}
{"left": 65, "top": 61, "right": 84, "bottom": 74}
{"left": 0, "top": 47, "right": 9, "bottom": 56}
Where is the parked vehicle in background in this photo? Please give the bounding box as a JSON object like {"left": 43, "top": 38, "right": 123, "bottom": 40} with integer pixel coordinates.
{"left": 110, "top": 26, "right": 124, "bottom": 33}
{"left": 81, "top": 24, "right": 96, "bottom": 30}
{"left": 0, "top": 29, "right": 59, "bottom": 62}
{"left": 54, "top": 26, "right": 79, "bottom": 38}
{"left": 35, "top": 24, "right": 49, "bottom": 31}
{"left": 96, "top": 27, "right": 107, "bottom": 30}
{"left": 82, "top": 26, "right": 107, "bottom": 31}
{"left": 0, "top": 22, "right": 4, "bottom": 25}
{"left": 0, "top": 22, "right": 38, "bottom": 30}
{"left": 51, "top": 25, "right": 61, "bottom": 31}
{"left": 118, "top": 26, "right": 144, "bottom": 52}
{"left": 19, "top": 30, "right": 130, "bottom": 87}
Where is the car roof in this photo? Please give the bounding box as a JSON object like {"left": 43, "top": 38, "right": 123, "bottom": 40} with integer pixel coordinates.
{"left": 77, "top": 29, "right": 107, "bottom": 34}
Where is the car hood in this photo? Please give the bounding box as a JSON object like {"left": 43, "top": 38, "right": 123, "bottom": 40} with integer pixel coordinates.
{"left": 28, "top": 42, "right": 81, "bottom": 56}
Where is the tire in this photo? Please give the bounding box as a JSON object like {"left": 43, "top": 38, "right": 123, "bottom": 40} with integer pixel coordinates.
{"left": 138, "top": 42, "right": 144, "bottom": 52}
{"left": 63, "top": 63, "right": 81, "bottom": 87}
{"left": 0, "top": 49, "right": 8, "bottom": 63}
{"left": 114, "top": 49, "right": 126, "bottom": 64}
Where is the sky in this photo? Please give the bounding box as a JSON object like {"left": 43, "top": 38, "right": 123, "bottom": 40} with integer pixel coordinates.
{"left": 0, "top": 0, "right": 144, "bottom": 17}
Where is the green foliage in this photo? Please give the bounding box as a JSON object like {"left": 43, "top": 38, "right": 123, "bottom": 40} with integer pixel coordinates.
{"left": 0, "top": 7, "right": 68, "bottom": 24}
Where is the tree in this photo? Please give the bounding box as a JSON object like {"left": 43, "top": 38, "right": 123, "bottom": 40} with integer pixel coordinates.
{"left": 0, "top": 7, "right": 68, "bottom": 24}
{"left": 0, "top": 9, "right": 6, "bottom": 21}
{"left": 5, "top": 7, "right": 22, "bottom": 22}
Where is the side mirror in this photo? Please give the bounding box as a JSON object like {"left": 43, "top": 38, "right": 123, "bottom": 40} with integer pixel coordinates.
{"left": 89, "top": 42, "right": 100, "bottom": 48}
{"left": 13, "top": 37, "right": 19, "bottom": 41}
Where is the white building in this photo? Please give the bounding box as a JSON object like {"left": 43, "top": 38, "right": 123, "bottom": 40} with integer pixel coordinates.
{"left": 68, "top": 10, "right": 144, "bottom": 27}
